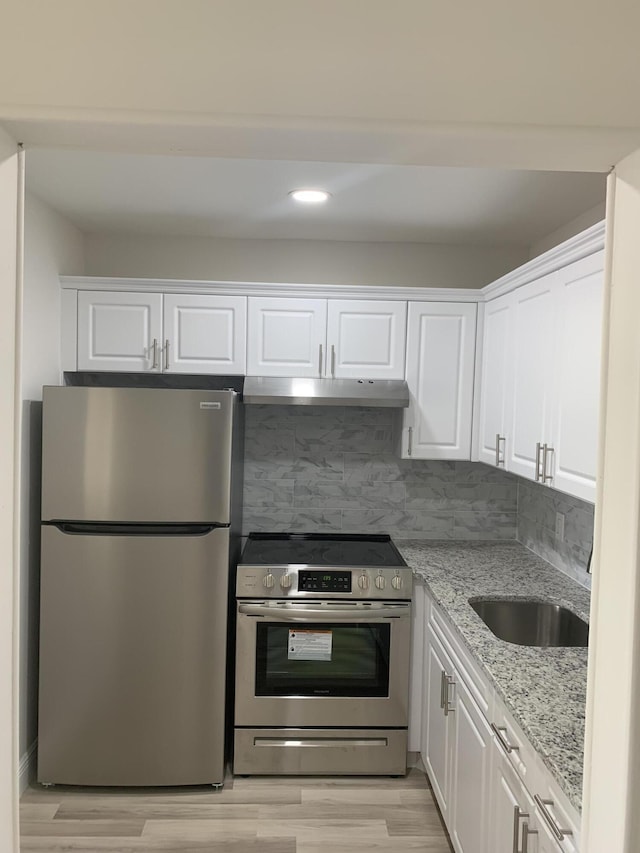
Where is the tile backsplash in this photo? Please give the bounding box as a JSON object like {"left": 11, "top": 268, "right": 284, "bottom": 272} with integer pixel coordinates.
{"left": 516, "top": 479, "right": 594, "bottom": 589}
{"left": 242, "top": 405, "right": 595, "bottom": 589}
{"left": 243, "top": 406, "right": 517, "bottom": 541}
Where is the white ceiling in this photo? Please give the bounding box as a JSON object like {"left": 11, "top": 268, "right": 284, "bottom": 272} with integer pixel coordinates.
{"left": 25, "top": 148, "right": 606, "bottom": 246}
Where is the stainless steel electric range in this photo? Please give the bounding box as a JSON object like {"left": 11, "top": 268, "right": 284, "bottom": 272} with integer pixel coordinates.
{"left": 233, "top": 533, "right": 412, "bottom": 776}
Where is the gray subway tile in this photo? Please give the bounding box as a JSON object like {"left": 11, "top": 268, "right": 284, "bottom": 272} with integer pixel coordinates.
{"left": 244, "top": 452, "right": 344, "bottom": 481}
{"left": 341, "top": 510, "right": 454, "bottom": 539}
{"left": 243, "top": 481, "right": 294, "bottom": 508}
{"left": 453, "top": 512, "right": 517, "bottom": 539}
{"left": 295, "top": 425, "right": 394, "bottom": 454}
{"left": 294, "top": 482, "right": 406, "bottom": 509}
{"left": 242, "top": 509, "right": 343, "bottom": 535}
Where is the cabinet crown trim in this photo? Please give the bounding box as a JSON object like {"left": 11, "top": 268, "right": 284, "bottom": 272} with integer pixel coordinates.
{"left": 59, "top": 277, "right": 482, "bottom": 303}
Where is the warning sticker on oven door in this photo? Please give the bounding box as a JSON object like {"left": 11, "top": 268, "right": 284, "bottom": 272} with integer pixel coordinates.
{"left": 288, "top": 629, "right": 332, "bottom": 661}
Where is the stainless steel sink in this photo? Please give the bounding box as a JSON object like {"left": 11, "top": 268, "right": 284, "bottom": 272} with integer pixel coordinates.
{"left": 469, "top": 598, "right": 589, "bottom": 647}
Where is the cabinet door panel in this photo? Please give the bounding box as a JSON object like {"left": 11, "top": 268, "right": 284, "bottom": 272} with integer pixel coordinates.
{"left": 423, "top": 629, "right": 453, "bottom": 824}
{"left": 326, "top": 299, "right": 407, "bottom": 379}
{"left": 163, "top": 294, "right": 246, "bottom": 374}
{"left": 247, "top": 297, "right": 327, "bottom": 377}
{"left": 477, "top": 294, "right": 513, "bottom": 467}
{"left": 489, "top": 744, "right": 536, "bottom": 853}
{"left": 450, "top": 677, "right": 492, "bottom": 853}
{"left": 551, "top": 252, "right": 604, "bottom": 502}
{"left": 404, "top": 302, "right": 477, "bottom": 459}
{"left": 78, "top": 291, "right": 162, "bottom": 372}
{"left": 507, "top": 274, "right": 556, "bottom": 479}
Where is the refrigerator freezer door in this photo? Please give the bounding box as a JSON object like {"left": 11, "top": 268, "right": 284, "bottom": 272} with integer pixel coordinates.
{"left": 41, "top": 386, "right": 235, "bottom": 523}
{"left": 38, "top": 525, "right": 230, "bottom": 786}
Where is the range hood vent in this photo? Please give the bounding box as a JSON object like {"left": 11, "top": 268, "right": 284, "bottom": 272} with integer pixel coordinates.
{"left": 243, "top": 377, "right": 410, "bottom": 408}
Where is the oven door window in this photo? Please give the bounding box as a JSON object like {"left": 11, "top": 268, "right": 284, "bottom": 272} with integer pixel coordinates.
{"left": 255, "top": 621, "right": 390, "bottom": 697}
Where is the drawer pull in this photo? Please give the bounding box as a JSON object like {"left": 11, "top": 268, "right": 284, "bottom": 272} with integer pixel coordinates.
{"left": 534, "top": 795, "right": 573, "bottom": 841}
{"left": 443, "top": 674, "right": 455, "bottom": 716}
{"left": 491, "top": 723, "right": 519, "bottom": 755}
{"left": 522, "top": 823, "right": 538, "bottom": 853}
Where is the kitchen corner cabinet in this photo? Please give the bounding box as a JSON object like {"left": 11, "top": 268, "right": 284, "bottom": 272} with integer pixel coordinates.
{"left": 401, "top": 302, "right": 477, "bottom": 460}
{"left": 476, "top": 250, "right": 604, "bottom": 503}
{"left": 415, "top": 581, "right": 582, "bottom": 853}
{"left": 76, "top": 291, "right": 247, "bottom": 374}
{"left": 247, "top": 297, "right": 407, "bottom": 379}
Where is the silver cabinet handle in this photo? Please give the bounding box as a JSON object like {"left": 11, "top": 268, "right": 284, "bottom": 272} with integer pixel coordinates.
{"left": 535, "top": 442, "right": 543, "bottom": 481}
{"left": 534, "top": 795, "right": 572, "bottom": 841}
{"left": 443, "top": 674, "right": 455, "bottom": 716}
{"left": 238, "top": 603, "right": 410, "bottom": 621}
{"left": 440, "top": 669, "right": 446, "bottom": 709}
{"left": 408, "top": 426, "right": 413, "bottom": 457}
{"left": 330, "top": 344, "right": 336, "bottom": 377}
{"left": 164, "top": 338, "right": 170, "bottom": 371}
{"left": 542, "top": 443, "right": 554, "bottom": 483}
{"left": 318, "top": 343, "right": 323, "bottom": 376}
{"left": 521, "top": 823, "right": 538, "bottom": 853}
{"left": 495, "top": 434, "right": 506, "bottom": 467}
{"left": 513, "top": 806, "right": 529, "bottom": 853}
{"left": 150, "top": 338, "right": 158, "bottom": 370}
{"left": 491, "top": 723, "right": 519, "bottom": 755}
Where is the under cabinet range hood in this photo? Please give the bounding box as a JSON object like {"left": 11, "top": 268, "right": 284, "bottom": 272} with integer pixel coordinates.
{"left": 242, "top": 377, "right": 410, "bottom": 407}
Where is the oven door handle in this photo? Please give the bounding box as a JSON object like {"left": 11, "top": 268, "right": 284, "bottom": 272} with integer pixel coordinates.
{"left": 237, "top": 603, "right": 410, "bottom": 621}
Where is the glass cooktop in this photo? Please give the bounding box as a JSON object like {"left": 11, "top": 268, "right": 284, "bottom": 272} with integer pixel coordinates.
{"left": 240, "top": 533, "right": 407, "bottom": 568}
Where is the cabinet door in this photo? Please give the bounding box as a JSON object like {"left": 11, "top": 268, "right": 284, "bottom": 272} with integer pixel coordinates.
{"left": 422, "top": 627, "right": 454, "bottom": 825}
{"left": 450, "top": 675, "right": 492, "bottom": 853}
{"left": 550, "top": 252, "right": 604, "bottom": 502}
{"left": 507, "top": 273, "right": 556, "bottom": 480}
{"left": 247, "top": 297, "right": 327, "bottom": 377}
{"left": 163, "top": 294, "right": 247, "bottom": 375}
{"left": 477, "top": 293, "right": 514, "bottom": 468}
{"left": 77, "top": 291, "right": 162, "bottom": 372}
{"left": 403, "top": 302, "right": 477, "bottom": 460}
{"left": 489, "top": 743, "right": 536, "bottom": 853}
{"left": 326, "top": 299, "right": 407, "bottom": 379}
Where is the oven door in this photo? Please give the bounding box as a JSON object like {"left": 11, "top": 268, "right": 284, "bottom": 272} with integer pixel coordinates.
{"left": 234, "top": 600, "right": 411, "bottom": 728}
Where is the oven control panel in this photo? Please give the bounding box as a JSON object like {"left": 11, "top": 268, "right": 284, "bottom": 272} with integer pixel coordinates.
{"left": 298, "top": 570, "right": 351, "bottom": 593}
{"left": 236, "top": 566, "right": 413, "bottom": 599}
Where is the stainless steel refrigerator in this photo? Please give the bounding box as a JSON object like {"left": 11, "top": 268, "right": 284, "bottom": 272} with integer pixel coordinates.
{"left": 38, "top": 386, "right": 243, "bottom": 787}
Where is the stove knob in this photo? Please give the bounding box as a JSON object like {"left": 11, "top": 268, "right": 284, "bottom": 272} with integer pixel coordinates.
{"left": 263, "top": 572, "right": 276, "bottom": 589}
{"left": 391, "top": 574, "right": 403, "bottom": 590}
{"left": 280, "top": 573, "right": 292, "bottom": 590}
{"left": 358, "top": 572, "right": 370, "bottom": 590}
{"left": 375, "top": 574, "right": 386, "bottom": 590}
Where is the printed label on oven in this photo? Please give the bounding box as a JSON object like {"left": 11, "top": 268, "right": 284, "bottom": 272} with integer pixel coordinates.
{"left": 288, "top": 629, "right": 332, "bottom": 661}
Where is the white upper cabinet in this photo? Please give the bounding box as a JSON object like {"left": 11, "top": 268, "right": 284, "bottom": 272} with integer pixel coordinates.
{"left": 477, "top": 293, "right": 514, "bottom": 468}
{"left": 163, "top": 294, "right": 246, "bottom": 375}
{"left": 507, "top": 272, "right": 557, "bottom": 480}
{"left": 402, "top": 302, "right": 477, "bottom": 460}
{"left": 247, "top": 297, "right": 407, "bottom": 379}
{"left": 246, "top": 297, "right": 327, "bottom": 377}
{"left": 78, "top": 291, "right": 163, "bottom": 372}
{"left": 550, "top": 252, "right": 604, "bottom": 502}
{"left": 77, "top": 290, "right": 246, "bottom": 374}
{"left": 476, "top": 247, "right": 604, "bottom": 502}
{"left": 325, "top": 299, "right": 407, "bottom": 379}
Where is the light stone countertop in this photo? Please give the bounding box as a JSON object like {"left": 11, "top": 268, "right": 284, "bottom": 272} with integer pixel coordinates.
{"left": 397, "top": 540, "right": 590, "bottom": 814}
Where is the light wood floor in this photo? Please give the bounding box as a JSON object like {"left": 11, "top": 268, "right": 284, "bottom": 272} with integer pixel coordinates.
{"left": 20, "top": 767, "right": 453, "bottom": 852}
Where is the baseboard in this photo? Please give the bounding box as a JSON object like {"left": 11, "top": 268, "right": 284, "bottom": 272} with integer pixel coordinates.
{"left": 19, "top": 740, "right": 37, "bottom": 795}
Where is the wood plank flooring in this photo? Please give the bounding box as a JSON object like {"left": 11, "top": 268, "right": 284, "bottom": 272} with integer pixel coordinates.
{"left": 20, "top": 767, "right": 453, "bottom": 852}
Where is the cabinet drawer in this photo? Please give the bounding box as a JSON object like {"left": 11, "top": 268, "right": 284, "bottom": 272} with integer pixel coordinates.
{"left": 533, "top": 767, "right": 581, "bottom": 852}
{"left": 428, "top": 597, "right": 493, "bottom": 719}
{"left": 490, "top": 696, "right": 538, "bottom": 795}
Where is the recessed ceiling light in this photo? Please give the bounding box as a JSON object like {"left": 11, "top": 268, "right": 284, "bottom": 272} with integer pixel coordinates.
{"left": 289, "top": 189, "right": 331, "bottom": 204}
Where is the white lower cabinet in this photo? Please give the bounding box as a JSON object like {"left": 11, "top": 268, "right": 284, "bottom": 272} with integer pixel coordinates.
{"left": 450, "top": 674, "right": 493, "bottom": 853}
{"left": 418, "top": 583, "right": 581, "bottom": 853}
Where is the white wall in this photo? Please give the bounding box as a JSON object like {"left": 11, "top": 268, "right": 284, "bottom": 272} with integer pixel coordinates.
{"left": 84, "top": 233, "right": 527, "bottom": 289}
{"left": 18, "top": 192, "right": 84, "bottom": 790}
{"left": 529, "top": 202, "right": 606, "bottom": 259}
{"left": 0, "top": 124, "right": 20, "bottom": 853}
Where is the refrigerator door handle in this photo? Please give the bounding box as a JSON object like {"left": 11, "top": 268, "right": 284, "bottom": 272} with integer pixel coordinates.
{"left": 47, "top": 522, "right": 225, "bottom": 536}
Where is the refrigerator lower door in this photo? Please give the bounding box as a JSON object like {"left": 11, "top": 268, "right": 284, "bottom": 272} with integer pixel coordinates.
{"left": 38, "top": 525, "right": 230, "bottom": 786}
